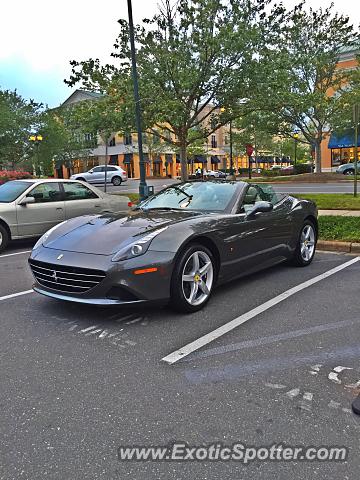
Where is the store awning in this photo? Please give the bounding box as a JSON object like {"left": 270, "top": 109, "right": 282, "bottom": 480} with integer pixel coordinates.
{"left": 142, "top": 153, "right": 150, "bottom": 163}
{"left": 123, "top": 153, "right": 133, "bottom": 164}
{"left": 165, "top": 154, "right": 173, "bottom": 164}
{"left": 194, "top": 155, "right": 207, "bottom": 163}
{"left": 153, "top": 156, "right": 162, "bottom": 164}
{"left": 328, "top": 132, "right": 360, "bottom": 149}
{"left": 211, "top": 155, "right": 220, "bottom": 164}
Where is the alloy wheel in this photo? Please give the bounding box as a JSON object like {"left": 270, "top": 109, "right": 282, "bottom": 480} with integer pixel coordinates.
{"left": 112, "top": 177, "right": 122, "bottom": 186}
{"left": 300, "top": 224, "right": 315, "bottom": 262}
{"left": 182, "top": 251, "right": 214, "bottom": 306}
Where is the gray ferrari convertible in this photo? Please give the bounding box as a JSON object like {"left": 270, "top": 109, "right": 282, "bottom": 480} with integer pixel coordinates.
{"left": 28, "top": 181, "right": 318, "bottom": 312}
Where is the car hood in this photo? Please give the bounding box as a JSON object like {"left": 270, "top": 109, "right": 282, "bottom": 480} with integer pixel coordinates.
{"left": 43, "top": 209, "right": 201, "bottom": 255}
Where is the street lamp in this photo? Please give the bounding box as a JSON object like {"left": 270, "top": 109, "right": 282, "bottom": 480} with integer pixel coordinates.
{"left": 29, "top": 135, "right": 43, "bottom": 176}
{"left": 124, "top": 0, "right": 148, "bottom": 200}
{"left": 293, "top": 130, "right": 299, "bottom": 166}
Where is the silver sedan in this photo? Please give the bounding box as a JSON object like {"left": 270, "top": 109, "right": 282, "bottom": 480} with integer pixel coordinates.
{"left": 0, "top": 179, "right": 130, "bottom": 252}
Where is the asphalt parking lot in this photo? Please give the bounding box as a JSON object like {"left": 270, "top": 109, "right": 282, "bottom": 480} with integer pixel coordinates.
{"left": 1, "top": 241, "right": 360, "bottom": 479}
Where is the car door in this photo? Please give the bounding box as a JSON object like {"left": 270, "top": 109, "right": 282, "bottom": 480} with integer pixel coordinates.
{"left": 219, "top": 184, "right": 292, "bottom": 280}
{"left": 62, "top": 182, "right": 103, "bottom": 219}
{"left": 16, "top": 182, "right": 65, "bottom": 237}
{"left": 87, "top": 166, "right": 104, "bottom": 184}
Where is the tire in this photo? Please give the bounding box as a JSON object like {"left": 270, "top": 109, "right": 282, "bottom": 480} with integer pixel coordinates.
{"left": 291, "top": 220, "right": 317, "bottom": 267}
{"left": 344, "top": 169, "right": 355, "bottom": 175}
{"left": 170, "top": 244, "right": 215, "bottom": 313}
{"left": 112, "top": 176, "right": 122, "bottom": 186}
{"left": 0, "top": 223, "right": 10, "bottom": 253}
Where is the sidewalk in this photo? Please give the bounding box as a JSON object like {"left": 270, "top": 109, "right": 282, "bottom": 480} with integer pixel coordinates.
{"left": 318, "top": 209, "right": 360, "bottom": 217}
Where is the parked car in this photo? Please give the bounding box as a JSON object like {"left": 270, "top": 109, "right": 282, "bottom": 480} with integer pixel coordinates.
{"left": 28, "top": 181, "right": 318, "bottom": 313}
{"left": 71, "top": 165, "right": 127, "bottom": 186}
{"left": 0, "top": 179, "right": 130, "bottom": 252}
{"left": 205, "top": 170, "right": 227, "bottom": 178}
{"left": 336, "top": 163, "right": 359, "bottom": 175}
{"left": 280, "top": 165, "right": 294, "bottom": 175}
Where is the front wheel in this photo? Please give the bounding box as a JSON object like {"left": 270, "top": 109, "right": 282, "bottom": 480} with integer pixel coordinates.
{"left": 0, "top": 224, "right": 10, "bottom": 253}
{"left": 291, "top": 220, "right": 317, "bottom": 267}
{"left": 112, "top": 176, "right": 122, "bottom": 186}
{"left": 170, "top": 245, "right": 215, "bottom": 313}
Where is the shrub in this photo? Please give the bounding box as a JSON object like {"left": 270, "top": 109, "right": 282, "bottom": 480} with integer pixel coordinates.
{"left": 0, "top": 170, "right": 33, "bottom": 185}
{"left": 262, "top": 169, "right": 280, "bottom": 177}
{"left": 294, "top": 163, "right": 313, "bottom": 174}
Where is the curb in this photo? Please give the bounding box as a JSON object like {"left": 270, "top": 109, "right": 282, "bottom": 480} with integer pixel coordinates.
{"left": 317, "top": 240, "right": 360, "bottom": 254}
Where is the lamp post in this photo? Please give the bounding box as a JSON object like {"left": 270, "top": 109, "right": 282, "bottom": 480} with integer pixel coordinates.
{"left": 125, "top": 0, "right": 148, "bottom": 200}
{"left": 353, "top": 104, "right": 359, "bottom": 198}
{"left": 293, "top": 130, "right": 299, "bottom": 166}
{"left": 246, "top": 144, "right": 254, "bottom": 179}
{"left": 29, "top": 134, "right": 43, "bottom": 177}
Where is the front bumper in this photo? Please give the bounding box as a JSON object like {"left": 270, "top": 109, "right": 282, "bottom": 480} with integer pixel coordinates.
{"left": 29, "top": 246, "right": 175, "bottom": 306}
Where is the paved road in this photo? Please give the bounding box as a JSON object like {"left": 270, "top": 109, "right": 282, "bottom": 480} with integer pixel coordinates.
{"left": 101, "top": 179, "right": 356, "bottom": 195}
{"left": 0, "top": 240, "right": 359, "bottom": 479}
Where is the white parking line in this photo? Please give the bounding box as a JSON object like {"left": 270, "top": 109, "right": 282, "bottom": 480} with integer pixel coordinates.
{"left": 162, "top": 256, "right": 360, "bottom": 364}
{"left": 0, "top": 290, "right": 34, "bottom": 302}
{"left": 0, "top": 250, "right": 32, "bottom": 259}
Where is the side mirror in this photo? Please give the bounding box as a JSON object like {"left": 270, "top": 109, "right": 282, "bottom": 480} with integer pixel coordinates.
{"left": 246, "top": 201, "right": 273, "bottom": 219}
{"left": 18, "top": 196, "right": 35, "bottom": 206}
{"left": 89, "top": 170, "right": 93, "bottom": 174}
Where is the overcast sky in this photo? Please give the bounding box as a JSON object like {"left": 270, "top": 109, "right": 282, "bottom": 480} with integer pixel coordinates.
{"left": 0, "top": 0, "right": 359, "bottom": 107}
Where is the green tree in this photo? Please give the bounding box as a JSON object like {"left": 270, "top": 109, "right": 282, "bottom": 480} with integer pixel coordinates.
{"left": 66, "top": 0, "right": 285, "bottom": 181}
{"left": 261, "top": 2, "right": 360, "bottom": 172}
{"left": 0, "top": 89, "right": 42, "bottom": 169}
{"left": 29, "top": 110, "right": 91, "bottom": 176}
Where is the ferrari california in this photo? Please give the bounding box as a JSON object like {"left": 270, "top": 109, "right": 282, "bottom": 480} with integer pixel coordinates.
{"left": 28, "top": 181, "right": 318, "bottom": 312}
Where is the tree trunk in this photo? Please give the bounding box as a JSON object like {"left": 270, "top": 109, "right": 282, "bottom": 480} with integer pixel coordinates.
{"left": 315, "top": 139, "right": 322, "bottom": 173}
{"left": 104, "top": 141, "right": 108, "bottom": 193}
{"left": 180, "top": 140, "right": 188, "bottom": 182}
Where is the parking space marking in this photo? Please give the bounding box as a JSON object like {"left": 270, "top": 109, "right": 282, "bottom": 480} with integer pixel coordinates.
{"left": 0, "top": 250, "right": 32, "bottom": 259}
{"left": 162, "top": 256, "right": 360, "bottom": 364}
{"left": 0, "top": 290, "right": 33, "bottom": 302}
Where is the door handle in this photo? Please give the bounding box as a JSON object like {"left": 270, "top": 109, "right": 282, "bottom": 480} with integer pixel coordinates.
{"left": 56, "top": 207, "right": 63, "bottom": 211}
{"left": 94, "top": 205, "right": 101, "bottom": 208}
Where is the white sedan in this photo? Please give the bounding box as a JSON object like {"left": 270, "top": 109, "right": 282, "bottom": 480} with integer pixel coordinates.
{"left": 0, "top": 179, "right": 130, "bottom": 252}
{"left": 204, "top": 170, "right": 227, "bottom": 178}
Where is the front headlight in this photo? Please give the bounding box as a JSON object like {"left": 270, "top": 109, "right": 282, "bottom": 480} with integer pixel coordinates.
{"left": 111, "top": 226, "right": 168, "bottom": 262}
{"left": 33, "top": 221, "right": 67, "bottom": 250}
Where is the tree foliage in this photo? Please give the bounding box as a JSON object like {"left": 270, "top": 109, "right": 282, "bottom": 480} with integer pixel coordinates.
{"left": 0, "top": 89, "right": 42, "bottom": 168}
{"left": 259, "top": 2, "right": 360, "bottom": 171}
{"left": 66, "top": 0, "right": 286, "bottom": 181}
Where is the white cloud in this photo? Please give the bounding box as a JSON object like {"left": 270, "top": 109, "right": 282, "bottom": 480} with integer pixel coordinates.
{"left": 0, "top": 0, "right": 159, "bottom": 72}
{"left": 0, "top": 0, "right": 358, "bottom": 105}
{"left": 0, "top": 0, "right": 358, "bottom": 73}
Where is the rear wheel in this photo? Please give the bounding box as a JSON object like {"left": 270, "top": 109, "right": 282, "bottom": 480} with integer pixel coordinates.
{"left": 344, "top": 169, "right": 355, "bottom": 175}
{"left": 112, "top": 176, "right": 122, "bottom": 186}
{"left": 291, "top": 220, "right": 317, "bottom": 267}
{"left": 170, "top": 244, "right": 215, "bottom": 313}
{"left": 0, "top": 224, "right": 10, "bottom": 253}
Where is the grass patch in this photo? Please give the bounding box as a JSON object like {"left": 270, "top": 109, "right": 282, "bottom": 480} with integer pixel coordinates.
{"left": 318, "top": 216, "right": 360, "bottom": 243}
{"left": 295, "top": 194, "right": 360, "bottom": 210}
{"left": 112, "top": 192, "right": 140, "bottom": 203}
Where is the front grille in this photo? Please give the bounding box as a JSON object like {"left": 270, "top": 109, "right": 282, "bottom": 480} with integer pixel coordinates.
{"left": 29, "top": 259, "right": 106, "bottom": 294}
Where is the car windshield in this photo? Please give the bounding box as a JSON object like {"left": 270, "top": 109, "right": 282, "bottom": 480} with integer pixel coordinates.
{"left": 139, "top": 182, "right": 238, "bottom": 212}
{"left": 0, "top": 181, "right": 33, "bottom": 203}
